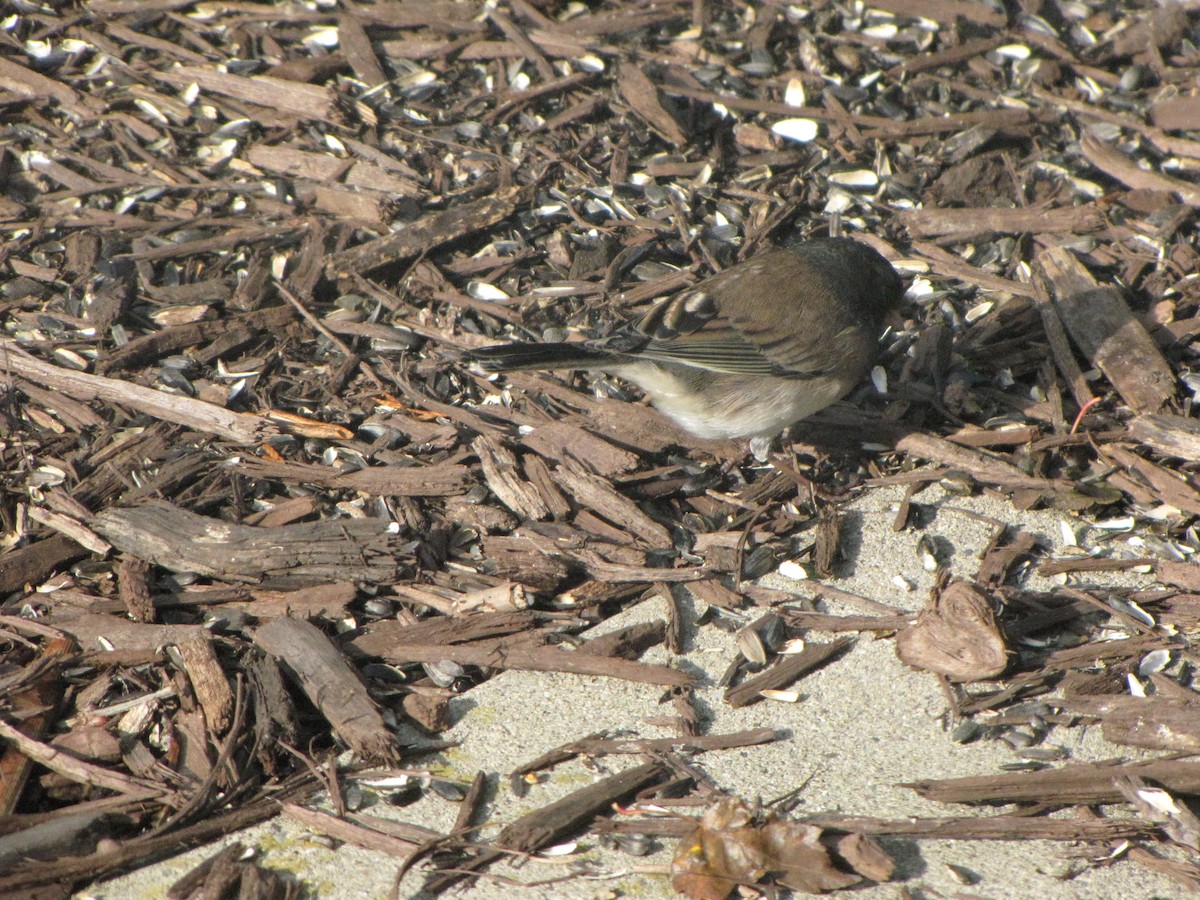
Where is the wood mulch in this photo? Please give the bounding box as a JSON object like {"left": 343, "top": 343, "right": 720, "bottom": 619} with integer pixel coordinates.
{"left": 1, "top": 0, "right": 1199, "bottom": 896}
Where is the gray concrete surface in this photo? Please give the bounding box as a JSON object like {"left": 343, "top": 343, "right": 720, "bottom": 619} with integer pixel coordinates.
{"left": 85, "top": 484, "right": 1184, "bottom": 899}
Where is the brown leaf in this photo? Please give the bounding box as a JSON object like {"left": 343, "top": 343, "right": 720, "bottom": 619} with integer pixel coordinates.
{"left": 834, "top": 831, "right": 896, "bottom": 882}
{"left": 672, "top": 798, "right": 769, "bottom": 899}
{"left": 763, "top": 820, "right": 861, "bottom": 893}
{"left": 895, "top": 580, "right": 1008, "bottom": 682}
{"left": 672, "top": 797, "right": 872, "bottom": 897}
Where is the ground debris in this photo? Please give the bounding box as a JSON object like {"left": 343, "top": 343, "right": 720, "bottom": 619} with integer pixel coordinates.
{"left": 671, "top": 796, "right": 893, "bottom": 898}
{"left": 2, "top": 0, "right": 1199, "bottom": 896}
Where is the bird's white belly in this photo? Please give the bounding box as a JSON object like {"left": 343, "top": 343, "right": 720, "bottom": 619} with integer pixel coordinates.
{"left": 615, "top": 364, "right": 853, "bottom": 440}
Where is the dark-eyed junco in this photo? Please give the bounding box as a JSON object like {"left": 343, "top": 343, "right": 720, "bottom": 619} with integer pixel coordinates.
{"left": 470, "top": 237, "right": 903, "bottom": 444}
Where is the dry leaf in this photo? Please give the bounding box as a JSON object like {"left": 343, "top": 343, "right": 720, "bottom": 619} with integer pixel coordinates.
{"left": 672, "top": 797, "right": 890, "bottom": 898}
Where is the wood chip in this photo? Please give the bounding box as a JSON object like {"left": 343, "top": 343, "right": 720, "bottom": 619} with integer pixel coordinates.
{"left": 1035, "top": 246, "right": 1176, "bottom": 415}
{"left": 254, "top": 617, "right": 400, "bottom": 763}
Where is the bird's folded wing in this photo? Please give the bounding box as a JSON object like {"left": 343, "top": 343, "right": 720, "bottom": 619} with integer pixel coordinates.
{"left": 633, "top": 333, "right": 830, "bottom": 378}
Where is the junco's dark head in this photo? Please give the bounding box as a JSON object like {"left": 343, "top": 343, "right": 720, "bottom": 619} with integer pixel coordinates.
{"left": 470, "top": 237, "right": 904, "bottom": 442}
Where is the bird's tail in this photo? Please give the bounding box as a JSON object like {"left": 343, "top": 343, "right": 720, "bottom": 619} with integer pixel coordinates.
{"left": 469, "top": 341, "right": 617, "bottom": 372}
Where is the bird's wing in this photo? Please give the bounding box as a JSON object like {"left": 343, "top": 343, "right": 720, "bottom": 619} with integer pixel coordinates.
{"left": 624, "top": 251, "right": 866, "bottom": 378}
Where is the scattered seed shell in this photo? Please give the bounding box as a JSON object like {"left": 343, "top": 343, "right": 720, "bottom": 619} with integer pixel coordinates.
{"left": 827, "top": 170, "right": 879, "bottom": 188}
{"left": 771, "top": 118, "right": 819, "bottom": 143}
{"left": 759, "top": 689, "right": 802, "bottom": 702}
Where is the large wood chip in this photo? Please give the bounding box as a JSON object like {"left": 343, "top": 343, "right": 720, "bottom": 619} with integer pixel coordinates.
{"left": 1151, "top": 95, "right": 1200, "bottom": 132}
{"left": 92, "top": 502, "right": 412, "bottom": 584}
{"left": 1039, "top": 246, "right": 1175, "bottom": 416}
{"left": 0, "top": 341, "right": 276, "bottom": 445}
{"left": 325, "top": 186, "right": 530, "bottom": 276}
{"left": 893, "top": 432, "right": 1065, "bottom": 492}
{"left": 46, "top": 613, "right": 205, "bottom": 652}
{"left": 473, "top": 434, "right": 551, "bottom": 520}
{"left": 236, "top": 457, "right": 471, "bottom": 497}
{"left": 895, "top": 581, "right": 1008, "bottom": 682}
{"left": 155, "top": 65, "right": 337, "bottom": 121}
{"left": 907, "top": 758, "right": 1200, "bottom": 806}
{"left": 1058, "top": 696, "right": 1200, "bottom": 754}
{"left": 352, "top": 636, "right": 693, "bottom": 686}
{"left": 254, "top": 617, "right": 400, "bottom": 763}
{"left": 1129, "top": 414, "right": 1200, "bottom": 461}
{"left": 898, "top": 205, "right": 1104, "bottom": 240}
{"left": 174, "top": 635, "right": 234, "bottom": 735}
{"left": 519, "top": 420, "right": 640, "bottom": 476}
{"left": 724, "top": 637, "right": 853, "bottom": 708}
{"left": 498, "top": 761, "right": 665, "bottom": 852}
{"left": 1080, "top": 131, "right": 1200, "bottom": 207}
{"left": 1102, "top": 444, "right": 1200, "bottom": 516}
{"left": 552, "top": 462, "right": 672, "bottom": 546}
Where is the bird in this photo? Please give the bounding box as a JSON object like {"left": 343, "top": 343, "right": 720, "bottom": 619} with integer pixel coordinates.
{"left": 469, "top": 237, "right": 903, "bottom": 450}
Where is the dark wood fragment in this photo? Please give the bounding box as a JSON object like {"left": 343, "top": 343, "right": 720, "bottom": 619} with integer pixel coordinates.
{"left": 1056, "top": 696, "right": 1200, "bottom": 753}
{"left": 167, "top": 842, "right": 301, "bottom": 900}
{"left": 237, "top": 457, "right": 471, "bottom": 497}
{"left": 353, "top": 610, "right": 553, "bottom": 653}
{"left": 0, "top": 533, "right": 93, "bottom": 594}
{"left": 552, "top": 461, "right": 671, "bottom": 546}
{"left": 254, "top": 618, "right": 400, "bottom": 763}
{"left": 907, "top": 758, "right": 1200, "bottom": 806}
{"left": 336, "top": 12, "right": 387, "bottom": 86}
{"left": 1158, "top": 561, "right": 1200, "bottom": 592}
{"left": 402, "top": 688, "right": 453, "bottom": 733}
{"left": 783, "top": 611, "right": 911, "bottom": 632}
{"left": 174, "top": 635, "right": 234, "bottom": 736}
{"left": 97, "top": 306, "right": 295, "bottom": 374}
{"left": 558, "top": 727, "right": 783, "bottom": 756}
{"left": 282, "top": 804, "right": 431, "bottom": 858}
{"left": 422, "top": 761, "right": 666, "bottom": 893}
{"left": 618, "top": 60, "right": 686, "bottom": 147}
{"left": 0, "top": 636, "right": 74, "bottom": 816}
{"left": 799, "top": 814, "right": 1151, "bottom": 842}
{"left": 724, "top": 638, "right": 852, "bottom": 707}
{"left": 1038, "top": 556, "right": 1154, "bottom": 577}
{"left": 519, "top": 420, "right": 640, "bottom": 476}
{"left": 0, "top": 715, "right": 167, "bottom": 801}
{"left": 0, "top": 340, "right": 276, "bottom": 444}
{"left": 326, "top": 186, "right": 530, "bottom": 276}
{"left": 687, "top": 579, "right": 745, "bottom": 609}
{"left": 116, "top": 558, "right": 155, "bottom": 624}
{"left": 578, "top": 620, "right": 668, "bottom": 659}
{"left": 899, "top": 206, "right": 1104, "bottom": 240}
{"left": 92, "top": 502, "right": 412, "bottom": 585}
{"left": 1080, "top": 131, "right": 1200, "bottom": 206}
{"left": 352, "top": 637, "right": 693, "bottom": 686}
{"left": 46, "top": 614, "right": 206, "bottom": 651}
{"left": 813, "top": 506, "right": 841, "bottom": 578}
{"left": 0, "top": 776, "right": 318, "bottom": 893}
{"left": 1102, "top": 444, "right": 1200, "bottom": 515}
{"left": 1129, "top": 414, "right": 1200, "bottom": 460}
{"left": 976, "top": 530, "right": 1038, "bottom": 587}
{"left": 893, "top": 432, "right": 1068, "bottom": 492}
{"left": 12, "top": 379, "right": 106, "bottom": 430}
{"left": 154, "top": 65, "right": 337, "bottom": 120}
{"left": 246, "top": 653, "right": 299, "bottom": 772}
{"left": 474, "top": 535, "right": 576, "bottom": 590}
{"left": 1034, "top": 246, "right": 1176, "bottom": 415}
{"left": 472, "top": 434, "right": 550, "bottom": 520}
{"left": 1151, "top": 94, "right": 1200, "bottom": 132}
